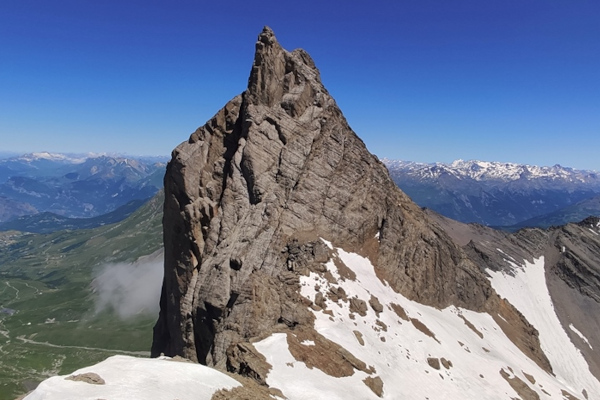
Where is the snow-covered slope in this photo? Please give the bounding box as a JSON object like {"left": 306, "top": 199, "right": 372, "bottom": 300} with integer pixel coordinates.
{"left": 25, "top": 242, "right": 599, "bottom": 399}
{"left": 23, "top": 355, "right": 241, "bottom": 400}
{"left": 253, "top": 239, "right": 598, "bottom": 399}
{"left": 488, "top": 257, "right": 598, "bottom": 398}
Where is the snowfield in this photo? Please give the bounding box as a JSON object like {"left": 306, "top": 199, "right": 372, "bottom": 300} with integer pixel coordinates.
{"left": 24, "top": 355, "right": 240, "bottom": 400}
{"left": 26, "top": 242, "right": 599, "bottom": 400}
{"left": 255, "top": 240, "right": 599, "bottom": 399}
{"left": 487, "top": 256, "right": 600, "bottom": 397}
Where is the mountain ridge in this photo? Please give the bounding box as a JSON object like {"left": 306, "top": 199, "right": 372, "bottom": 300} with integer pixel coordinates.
{"left": 0, "top": 154, "right": 165, "bottom": 222}
{"left": 383, "top": 158, "right": 600, "bottom": 182}
{"left": 0, "top": 197, "right": 149, "bottom": 233}
{"left": 384, "top": 158, "right": 600, "bottom": 227}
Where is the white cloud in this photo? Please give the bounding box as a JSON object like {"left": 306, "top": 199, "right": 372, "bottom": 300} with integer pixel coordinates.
{"left": 92, "top": 251, "right": 163, "bottom": 319}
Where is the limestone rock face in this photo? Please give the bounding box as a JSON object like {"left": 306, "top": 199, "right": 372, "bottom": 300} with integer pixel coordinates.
{"left": 151, "top": 27, "right": 542, "bottom": 372}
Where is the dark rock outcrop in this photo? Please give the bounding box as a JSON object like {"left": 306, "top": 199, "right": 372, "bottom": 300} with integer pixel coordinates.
{"left": 151, "top": 27, "right": 549, "bottom": 374}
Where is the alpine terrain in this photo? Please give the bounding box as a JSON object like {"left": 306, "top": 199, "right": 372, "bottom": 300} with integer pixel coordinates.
{"left": 0, "top": 152, "right": 165, "bottom": 225}
{"left": 0, "top": 192, "right": 164, "bottom": 400}
{"left": 25, "top": 27, "right": 600, "bottom": 399}
{"left": 384, "top": 159, "right": 600, "bottom": 228}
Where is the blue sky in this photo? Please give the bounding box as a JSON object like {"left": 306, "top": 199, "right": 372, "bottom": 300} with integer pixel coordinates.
{"left": 1, "top": 1, "right": 599, "bottom": 169}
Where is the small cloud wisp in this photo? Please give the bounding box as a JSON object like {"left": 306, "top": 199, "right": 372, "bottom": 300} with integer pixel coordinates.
{"left": 92, "top": 254, "right": 163, "bottom": 319}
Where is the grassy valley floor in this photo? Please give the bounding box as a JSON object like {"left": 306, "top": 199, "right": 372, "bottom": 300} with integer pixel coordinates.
{"left": 0, "top": 193, "right": 163, "bottom": 400}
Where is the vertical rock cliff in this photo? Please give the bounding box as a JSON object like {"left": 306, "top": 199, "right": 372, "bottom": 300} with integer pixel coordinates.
{"left": 151, "top": 27, "right": 549, "bottom": 376}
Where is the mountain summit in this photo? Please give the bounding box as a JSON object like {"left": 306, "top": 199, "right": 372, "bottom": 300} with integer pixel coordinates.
{"left": 151, "top": 25, "right": 510, "bottom": 362}
{"left": 148, "top": 28, "right": 598, "bottom": 399}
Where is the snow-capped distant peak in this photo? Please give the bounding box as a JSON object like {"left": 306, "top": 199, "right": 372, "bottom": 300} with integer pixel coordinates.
{"left": 383, "top": 158, "right": 595, "bottom": 183}
{"left": 17, "top": 152, "right": 87, "bottom": 164}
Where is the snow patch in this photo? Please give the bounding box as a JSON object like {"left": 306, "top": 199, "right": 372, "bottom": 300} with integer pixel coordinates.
{"left": 487, "top": 256, "right": 600, "bottom": 397}
{"left": 496, "top": 248, "right": 517, "bottom": 263}
{"left": 255, "top": 242, "right": 598, "bottom": 399}
{"left": 24, "top": 355, "right": 240, "bottom": 400}
{"left": 321, "top": 238, "right": 333, "bottom": 250}
{"left": 569, "top": 324, "right": 593, "bottom": 350}
{"left": 254, "top": 333, "right": 376, "bottom": 400}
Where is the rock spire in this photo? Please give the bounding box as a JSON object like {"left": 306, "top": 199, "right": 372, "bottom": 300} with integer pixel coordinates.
{"left": 151, "top": 27, "right": 549, "bottom": 375}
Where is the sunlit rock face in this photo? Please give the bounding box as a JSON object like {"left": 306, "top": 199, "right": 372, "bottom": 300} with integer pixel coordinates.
{"left": 147, "top": 27, "right": 600, "bottom": 399}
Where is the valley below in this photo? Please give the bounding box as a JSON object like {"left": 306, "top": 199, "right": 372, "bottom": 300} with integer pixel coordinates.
{"left": 0, "top": 193, "right": 163, "bottom": 400}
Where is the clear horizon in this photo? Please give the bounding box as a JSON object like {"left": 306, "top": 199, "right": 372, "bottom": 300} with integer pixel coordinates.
{"left": 2, "top": 1, "right": 599, "bottom": 170}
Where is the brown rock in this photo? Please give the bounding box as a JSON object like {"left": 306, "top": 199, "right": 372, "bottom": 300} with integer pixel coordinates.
{"left": 363, "top": 375, "right": 384, "bottom": 397}
{"left": 390, "top": 303, "right": 409, "bottom": 321}
{"left": 211, "top": 372, "right": 284, "bottom": 400}
{"left": 353, "top": 330, "right": 365, "bottom": 346}
{"left": 286, "top": 327, "right": 369, "bottom": 378}
{"left": 349, "top": 297, "right": 368, "bottom": 317}
{"left": 314, "top": 291, "right": 326, "bottom": 309}
{"left": 150, "top": 27, "right": 534, "bottom": 387}
{"left": 226, "top": 342, "right": 272, "bottom": 386}
{"left": 427, "top": 358, "right": 441, "bottom": 370}
{"left": 499, "top": 368, "right": 540, "bottom": 400}
{"left": 65, "top": 372, "right": 105, "bottom": 385}
{"left": 440, "top": 357, "right": 453, "bottom": 369}
{"left": 369, "top": 295, "right": 384, "bottom": 316}
{"left": 411, "top": 318, "right": 440, "bottom": 343}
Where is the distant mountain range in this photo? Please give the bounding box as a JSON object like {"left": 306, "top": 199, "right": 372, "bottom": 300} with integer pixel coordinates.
{"left": 0, "top": 152, "right": 167, "bottom": 225}
{"left": 3, "top": 153, "right": 599, "bottom": 233}
{"left": 383, "top": 159, "right": 600, "bottom": 228}
{"left": 0, "top": 198, "right": 148, "bottom": 234}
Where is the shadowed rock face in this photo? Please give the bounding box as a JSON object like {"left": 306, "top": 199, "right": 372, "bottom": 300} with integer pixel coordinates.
{"left": 151, "top": 27, "right": 549, "bottom": 373}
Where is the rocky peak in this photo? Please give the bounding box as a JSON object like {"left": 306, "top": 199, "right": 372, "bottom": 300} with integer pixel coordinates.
{"left": 247, "top": 26, "right": 321, "bottom": 112}
{"left": 151, "top": 27, "right": 550, "bottom": 382}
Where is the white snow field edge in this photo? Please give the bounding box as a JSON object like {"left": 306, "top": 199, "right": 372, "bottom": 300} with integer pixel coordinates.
{"left": 254, "top": 239, "right": 599, "bottom": 399}
{"left": 488, "top": 255, "right": 600, "bottom": 397}
{"left": 24, "top": 355, "right": 240, "bottom": 400}
{"left": 569, "top": 324, "right": 593, "bottom": 350}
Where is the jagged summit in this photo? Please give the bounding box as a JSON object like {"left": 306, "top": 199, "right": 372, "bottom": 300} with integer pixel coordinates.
{"left": 248, "top": 26, "right": 322, "bottom": 110}
{"left": 145, "top": 28, "right": 600, "bottom": 399}
{"left": 152, "top": 26, "right": 546, "bottom": 370}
